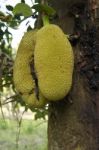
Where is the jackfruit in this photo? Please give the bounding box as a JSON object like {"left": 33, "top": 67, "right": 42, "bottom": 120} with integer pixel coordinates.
{"left": 13, "top": 30, "right": 47, "bottom": 108}
{"left": 34, "top": 24, "right": 74, "bottom": 101}
{"left": 22, "top": 91, "right": 47, "bottom": 108}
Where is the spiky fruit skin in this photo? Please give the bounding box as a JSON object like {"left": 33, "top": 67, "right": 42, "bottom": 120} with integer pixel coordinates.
{"left": 13, "top": 30, "right": 47, "bottom": 108}
{"left": 34, "top": 24, "right": 74, "bottom": 101}
{"left": 22, "top": 92, "right": 47, "bottom": 108}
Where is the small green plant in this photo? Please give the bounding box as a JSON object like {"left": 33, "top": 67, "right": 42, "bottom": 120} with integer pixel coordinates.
{"left": 0, "top": 120, "right": 8, "bottom": 130}
{"left": 26, "top": 122, "right": 34, "bottom": 134}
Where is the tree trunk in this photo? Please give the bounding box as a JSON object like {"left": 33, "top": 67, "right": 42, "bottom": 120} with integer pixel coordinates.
{"left": 48, "top": 0, "right": 99, "bottom": 150}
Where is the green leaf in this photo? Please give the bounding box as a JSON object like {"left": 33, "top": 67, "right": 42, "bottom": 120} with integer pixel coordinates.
{"left": 8, "top": 19, "right": 19, "bottom": 29}
{"left": 32, "top": 4, "right": 56, "bottom": 16}
{"left": 6, "top": 5, "right": 13, "bottom": 11}
{"left": 13, "top": 3, "right": 32, "bottom": 17}
{"left": 35, "top": 111, "right": 45, "bottom": 120}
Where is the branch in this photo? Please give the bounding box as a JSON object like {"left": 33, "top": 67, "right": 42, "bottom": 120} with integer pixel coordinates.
{"left": 1, "top": 99, "right": 16, "bottom": 106}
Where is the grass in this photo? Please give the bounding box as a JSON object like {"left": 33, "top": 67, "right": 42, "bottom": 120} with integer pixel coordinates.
{"left": 0, "top": 118, "right": 47, "bottom": 150}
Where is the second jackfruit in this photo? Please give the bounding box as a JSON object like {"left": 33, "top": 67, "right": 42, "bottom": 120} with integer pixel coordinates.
{"left": 13, "top": 30, "right": 47, "bottom": 108}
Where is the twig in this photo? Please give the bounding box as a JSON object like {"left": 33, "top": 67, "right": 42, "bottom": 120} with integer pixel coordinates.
{"left": 0, "top": 96, "right": 6, "bottom": 122}
{"left": 16, "top": 109, "right": 26, "bottom": 149}
{"left": 3, "top": 94, "right": 18, "bottom": 103}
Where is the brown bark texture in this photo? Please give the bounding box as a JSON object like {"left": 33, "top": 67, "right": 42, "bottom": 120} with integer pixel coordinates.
{"left": 48, "top": 0, "right": 99, "bottom": 150}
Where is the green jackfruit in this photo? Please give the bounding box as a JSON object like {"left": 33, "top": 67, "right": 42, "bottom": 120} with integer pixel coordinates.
{"left": 13, "top": 30, "right": 47, "bottom": 108}
{"left": 34, "top": 24, "right": 74, "bottom": 101}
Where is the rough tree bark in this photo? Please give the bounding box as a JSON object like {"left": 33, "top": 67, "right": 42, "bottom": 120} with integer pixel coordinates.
{"left": 48, "top": 0, "right": 99, "bottom": 150}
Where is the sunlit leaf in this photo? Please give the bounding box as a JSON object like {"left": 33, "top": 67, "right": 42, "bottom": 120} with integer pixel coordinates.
{"left": 13, "top": 3, "right": 32, "bottom": 17}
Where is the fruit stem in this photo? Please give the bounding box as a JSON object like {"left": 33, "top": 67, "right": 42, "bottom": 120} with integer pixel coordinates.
{"left": 41, "top": 0, "right": 50, "bottom": 26}
{"left": 42, "top": 15, "right": 50, "bottom": 26}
